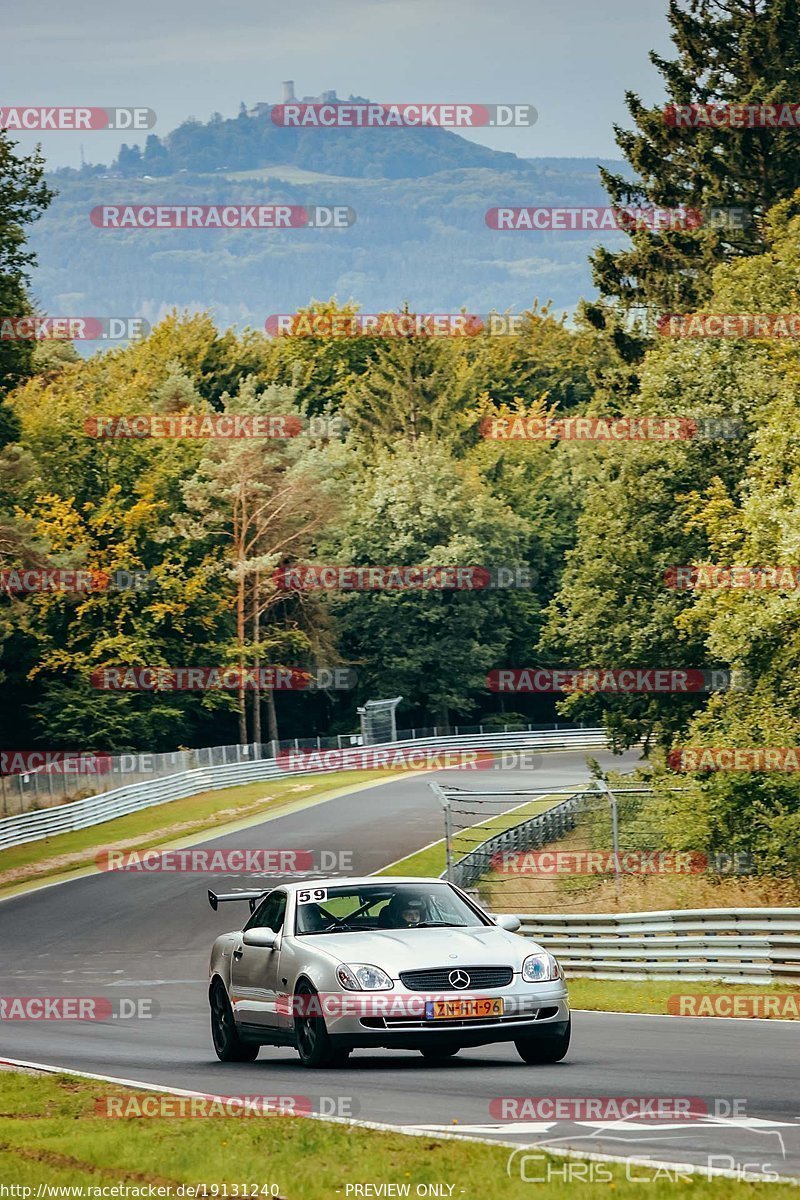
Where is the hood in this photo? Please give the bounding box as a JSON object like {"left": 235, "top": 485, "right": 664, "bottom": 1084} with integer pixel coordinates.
{"left": 294, "top": 925, "right": 542, "bottom": 976}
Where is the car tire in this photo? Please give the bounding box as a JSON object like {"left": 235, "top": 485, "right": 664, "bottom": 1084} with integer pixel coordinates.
{"left": 419, "top": 1046, "right": 460, "bottom": 1061}
{"left": 210, "top": 979, "right": 259, "bottom": 1062}
{"left": 515, "top": 1018, "right": 571, "bottom": 1064}
{"left": 294, "top": 981, "right": 351, "bottom": 1069}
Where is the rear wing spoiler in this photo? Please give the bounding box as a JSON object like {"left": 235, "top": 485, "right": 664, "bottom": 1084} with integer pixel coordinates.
{"left": 208, "top": 888, "right": 269, "bottom": 913}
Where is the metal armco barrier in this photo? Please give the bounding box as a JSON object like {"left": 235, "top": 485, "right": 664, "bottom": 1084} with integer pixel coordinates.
{"left": 0, "top": 728, "right": 608, "bottom": 851}
{"left": 514, "top": 908, "right": 800, "bottom": 985}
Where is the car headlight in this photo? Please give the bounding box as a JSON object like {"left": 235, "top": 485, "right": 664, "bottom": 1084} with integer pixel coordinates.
{"left": 336, "top": 963, "right": 394, "bottom": 991}
{"left": 522, "top": 952, "right": 562, "bottom": 983}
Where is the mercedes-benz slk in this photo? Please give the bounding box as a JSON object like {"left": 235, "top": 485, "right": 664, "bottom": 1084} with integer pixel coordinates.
{"left": 208, "top": 876, "right": 570, "bottom": 1068}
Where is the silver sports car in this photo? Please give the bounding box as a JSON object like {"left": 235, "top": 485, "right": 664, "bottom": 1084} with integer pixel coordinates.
{"left": 207, "top": 876, "right": 570, "bottom": 1068}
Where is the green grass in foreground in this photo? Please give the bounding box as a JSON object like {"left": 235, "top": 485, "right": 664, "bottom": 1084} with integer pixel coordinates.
{"left": 0, "top": 769, "right": 401, "bottom": 894}
{"left": 0, "top": 1070, "right": 795, "bottom": 1196}
{"left": 569, "top": 976, "right": 800, "bottom": 1018}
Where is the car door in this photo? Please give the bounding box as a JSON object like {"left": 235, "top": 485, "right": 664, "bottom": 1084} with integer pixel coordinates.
{"left": 229, "top": 889, "right": 287, "bottom": 1029}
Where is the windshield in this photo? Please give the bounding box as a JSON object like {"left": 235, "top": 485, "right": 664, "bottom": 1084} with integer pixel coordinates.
{"left": 294, "top": 882, "right": 488, "bottom": 935}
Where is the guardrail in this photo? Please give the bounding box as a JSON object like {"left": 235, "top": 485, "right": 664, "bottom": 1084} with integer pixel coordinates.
{"left": 0, "top": 728, "right": 608, "bottom": 852}
{"left": 0, "top": 721, "right": 592, "bottom": 813}
{"left": 514, "top": 908, "right": 800, "bottom": 985}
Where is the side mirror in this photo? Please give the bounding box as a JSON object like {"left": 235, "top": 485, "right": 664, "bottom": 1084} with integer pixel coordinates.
{"left": 242, "top": 927, "right": 278, "bottom": 949}
{"left": 495, "top": 914, "right": 521, "bottom": 933}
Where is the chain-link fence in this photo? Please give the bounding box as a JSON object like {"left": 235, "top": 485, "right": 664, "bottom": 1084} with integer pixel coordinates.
{"left": 433, "top": 781, "right": 749, "bottom": 914}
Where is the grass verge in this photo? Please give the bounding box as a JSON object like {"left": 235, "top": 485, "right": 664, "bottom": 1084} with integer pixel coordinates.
{"left": 0, "top": 769, "right": 404, "bottom": 897}
{"left": 0, "top": 1068, "right": 796, "bottom": 1195}
{"left": 569, "top": 977, "right": 800, "bottom": 1019}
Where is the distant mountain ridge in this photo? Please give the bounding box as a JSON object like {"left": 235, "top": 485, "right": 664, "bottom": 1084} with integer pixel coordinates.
{"left": 38, "top": 90, "right": 631, "bottom": 329}
{"left": 61, "top": 86, "right": 534, "bottom": 181}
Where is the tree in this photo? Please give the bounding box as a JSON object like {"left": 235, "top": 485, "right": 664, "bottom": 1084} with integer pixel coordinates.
{"left": 321, "top": 439, "right": 537, "bottom": 728}
{"left": 544, "top": 197, "right": 800, "bottom": 771}
{"left": 592, "top": 0, "right": 800, "bottom": 312}
{"left": 263, "top": 299, "right": 381, "bottom": 415}
{"left": 0, "top": 131, "right": 54, "bottom": 417}
{"left": 142, "top": 134, "right": 170, "bottom": 177}
{"left": 0, "top": 319, "right": 236, "bottom": 751}
{"left": 117, "top": 143, "right": 142, "bottom": 176}
{"left": 173, "top": 379, "right": 338, "bottom": 744}
{"left": 341, "top": 331, "right": 477, "bottom": 449}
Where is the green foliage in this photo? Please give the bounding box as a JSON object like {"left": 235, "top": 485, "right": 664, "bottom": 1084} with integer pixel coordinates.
{"left": 593, "top": 0, "right": 800, "bottom": 310}
{"left": 0, "top": 131, "right": 54, "bottom": 399}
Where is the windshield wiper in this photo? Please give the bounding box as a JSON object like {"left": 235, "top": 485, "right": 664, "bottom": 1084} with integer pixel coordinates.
{"left": 412, "top": 921, "right": 461, "bottom": 928}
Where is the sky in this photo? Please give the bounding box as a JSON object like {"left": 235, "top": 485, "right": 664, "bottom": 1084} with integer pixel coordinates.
{"left": 2, "top": 0, "right": 676, "bottom": 170}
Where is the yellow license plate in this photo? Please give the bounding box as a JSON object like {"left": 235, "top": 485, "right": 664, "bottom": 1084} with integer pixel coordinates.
{"left": 425, "top": 997, "right": 504, "bottom": 1020}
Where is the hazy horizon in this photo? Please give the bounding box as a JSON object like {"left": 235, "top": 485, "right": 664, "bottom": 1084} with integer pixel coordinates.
{"left": 3, "top": 0, "right": 674, "bottom": 172}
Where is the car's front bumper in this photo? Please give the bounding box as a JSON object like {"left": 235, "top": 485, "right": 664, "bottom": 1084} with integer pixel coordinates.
{"left": 320, "top": 979, "right": 570, "bottom": 1049}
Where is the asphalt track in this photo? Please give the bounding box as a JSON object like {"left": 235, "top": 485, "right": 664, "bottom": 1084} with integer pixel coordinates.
{"left": 1, "top": 749, "right": 798, "bottom": 1183}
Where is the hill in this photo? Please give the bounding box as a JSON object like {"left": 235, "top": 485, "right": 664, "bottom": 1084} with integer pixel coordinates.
{"left": 32, "top": 101, "right": 630, "bottom": 331}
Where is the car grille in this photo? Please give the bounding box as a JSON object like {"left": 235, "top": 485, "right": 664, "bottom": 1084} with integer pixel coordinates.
{"left": 399, "top": 966, "right": 514, "bottom": 991}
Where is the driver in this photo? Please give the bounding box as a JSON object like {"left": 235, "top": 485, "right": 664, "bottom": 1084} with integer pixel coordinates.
{"left": 385, "top": 893, "right": 427, "bottom": 927}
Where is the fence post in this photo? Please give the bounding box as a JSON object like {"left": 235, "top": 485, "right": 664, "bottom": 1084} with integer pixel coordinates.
{"left": 429, "top": 782, "right": 452, "bottom": 880}
{"left": 598, "top": 779, "right": 621, "bottom": 902}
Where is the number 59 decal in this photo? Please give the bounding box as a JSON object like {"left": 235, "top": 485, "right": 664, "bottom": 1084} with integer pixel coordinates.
{"left": 297, "top": 888, "right": 327, "bottom": 904}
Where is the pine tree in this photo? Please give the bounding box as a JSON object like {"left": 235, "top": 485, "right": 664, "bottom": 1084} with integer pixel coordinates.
{"left": 0, "top": 131, "right": 54, "bottom": 414}
{"left": 592, "top": 0, "right": 800, "bottom": 313}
